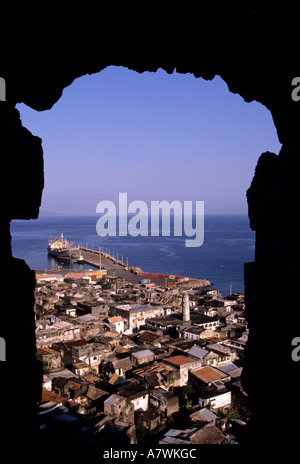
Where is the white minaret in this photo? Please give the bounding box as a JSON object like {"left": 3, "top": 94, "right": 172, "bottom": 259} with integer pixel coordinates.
{"left": 182, "top": 292, "right": 190, "bottom": 322}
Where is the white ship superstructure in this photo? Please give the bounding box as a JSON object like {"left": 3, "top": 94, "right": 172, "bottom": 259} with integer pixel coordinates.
{"left": 47, "top": 233, "right": 74, "bottom": 260}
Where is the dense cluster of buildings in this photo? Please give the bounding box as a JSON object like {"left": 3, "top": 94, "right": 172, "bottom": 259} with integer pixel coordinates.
{"left": 34, "top": 270, "right": 250, "bottom": 447}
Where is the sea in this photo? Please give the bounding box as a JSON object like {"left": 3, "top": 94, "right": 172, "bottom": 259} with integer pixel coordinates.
{"left": 10, "top": 215, "right": 255, "bottom": 298}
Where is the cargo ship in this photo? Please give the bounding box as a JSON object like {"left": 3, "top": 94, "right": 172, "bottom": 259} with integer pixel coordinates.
{"left": 47, "top": 233, "right": 75, "bottom": 260}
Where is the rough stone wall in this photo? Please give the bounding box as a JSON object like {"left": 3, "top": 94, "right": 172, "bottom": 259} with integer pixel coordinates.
{"left": 0, "top": 104, "right": 43, "bottom": 447}
{"left": 242, "top": 139, "right": 298, "bottom": 444}
{"left": 0, "top": 5, "right": 298, "bottom": 452}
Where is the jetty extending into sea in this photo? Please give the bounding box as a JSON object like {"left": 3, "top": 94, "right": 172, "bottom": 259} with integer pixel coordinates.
{"left": 44, "top": 245, "right": 212, "bottom": 289}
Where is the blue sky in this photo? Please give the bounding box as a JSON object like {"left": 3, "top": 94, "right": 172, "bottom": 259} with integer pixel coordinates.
{"left": 17, "top": 66, "right": 281, "bottom": 215}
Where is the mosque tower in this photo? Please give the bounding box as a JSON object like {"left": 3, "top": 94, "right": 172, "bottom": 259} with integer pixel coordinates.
{"left": 182, "top": 292, "right": 190, "bottom": 322}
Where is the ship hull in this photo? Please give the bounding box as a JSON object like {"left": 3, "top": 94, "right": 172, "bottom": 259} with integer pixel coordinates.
{"left": 47, "top": 248, "right": 71, "bottom": 260}
{"left": 47, "top": 233, "right": 74, "bottom": 261}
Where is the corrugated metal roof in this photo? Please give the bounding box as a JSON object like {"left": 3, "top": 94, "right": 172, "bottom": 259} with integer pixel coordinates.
{"left": 145, "top": 373, "right": 160, "bottom": 388}
{"left": 86, "top": 386, "right": 108, "bottom": 401}
{"left": 137, "top": 331, "right": 160, "bottom": 342}
{"left": 191, "top": 366, "right": 227, "bottom": 383}
{"left": 129, "top": 305, "right": 150, "bottom": 311}
{"left": 217, "top": 362, "right": 238, "bottom": 373}
{"left": 206, "top": 343, "right": 231, "bottom": 355}
{"left": 132, "top": 349, "right": 154, "bottom": 359}
{"left": 78, "top": 314, "right": 97, "bottom": 322}
{"left": 199, "top": 408, "right": 218, "bottom": 422}
{"left": 188, "top": 346, "right": 209, "bottom": 359}
{"left": 160, "top": 436, "right": 191, "bottom": 445}
{"left": 190, "top": 408, "right": 218, "bottom": 423}
{"left": 163, "top": 355, "right": 196, "bottom": 366}
{"left": 64, "top": 339, "right": 86, "bottom": 348}
{"left": 37, "top": 347, "right": 59, "bottom": 356}
{"left": 185, "top": 427, "right": 201, "bottom": 438}
{"left": 165, "top": 429, "right": 182, "bottom": 437}
{"left": 104, "top": 394, "right": 124, "bottom": 405}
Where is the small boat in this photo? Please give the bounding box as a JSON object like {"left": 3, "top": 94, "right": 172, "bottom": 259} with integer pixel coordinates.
{"left": 76, "top": 254, "right": 84, "bottom": 264}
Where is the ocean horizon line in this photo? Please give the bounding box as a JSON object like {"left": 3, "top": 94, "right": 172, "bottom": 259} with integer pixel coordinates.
{"left": 35, "top": 212, "right": 249, "bottom": 219}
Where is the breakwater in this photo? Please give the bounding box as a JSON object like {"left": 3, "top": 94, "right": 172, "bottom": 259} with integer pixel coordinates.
{"left": 72, "top": 246, "right": 129, "bottom": 269}
{"left": 70, "top": 246, "right": 211, "bottom": 288}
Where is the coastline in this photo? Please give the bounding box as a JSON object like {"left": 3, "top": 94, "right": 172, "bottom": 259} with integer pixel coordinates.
{"left": 11, "top": 215, "right": 253, "bottom": 296}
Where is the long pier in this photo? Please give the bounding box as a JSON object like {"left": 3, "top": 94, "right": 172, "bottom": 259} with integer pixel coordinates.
{"left": 68, "top": 246, "right": 168, "bottom": 286}
{"left": 68, "top": 246, "right": 211, "bottom": 288}
{"left": 73, "top": 247, "right": 187, "bottom": 279}
{"left": 72, "top": 246, "right": 129, "bottom": 270}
